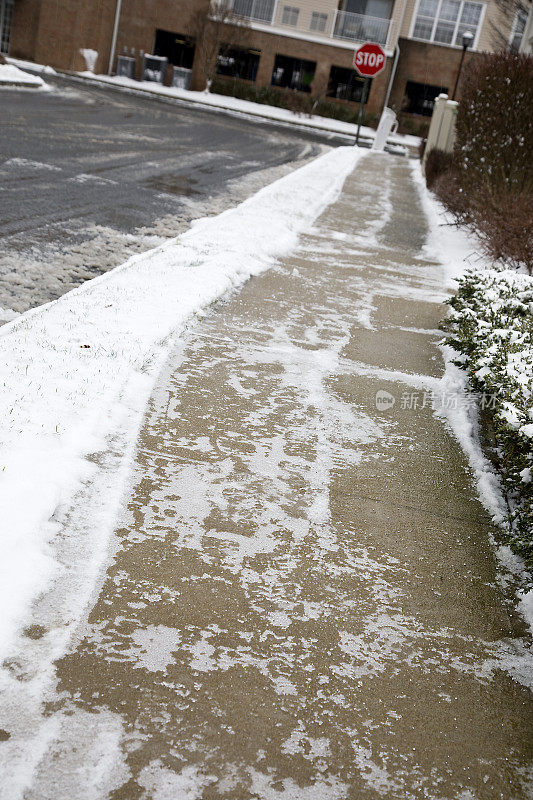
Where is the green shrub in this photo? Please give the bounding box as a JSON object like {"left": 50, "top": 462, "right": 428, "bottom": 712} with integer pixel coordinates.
{"left": 210, "top": 77, "right": 366, "bottom": 124}
{"left": 444, "top": 268, "right": 533, "bottom": 570}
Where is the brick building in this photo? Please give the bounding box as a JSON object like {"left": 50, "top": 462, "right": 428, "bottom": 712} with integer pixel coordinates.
{"left": 1, "top": 0, "right": 528, "bottom": 127}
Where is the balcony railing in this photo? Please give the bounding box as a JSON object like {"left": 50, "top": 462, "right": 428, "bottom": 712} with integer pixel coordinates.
{"left": 230, "top": 0, "right": 276, "bottom": 24}
{"left": 332, "top": 10, "right": 391, "bottom": 45}
{"left": 227, "top": 0, "right": 392, "bottom": 47}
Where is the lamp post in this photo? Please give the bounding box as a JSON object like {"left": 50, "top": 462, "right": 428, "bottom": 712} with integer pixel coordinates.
{"left": 452, "top": 30, "right": 473, "bottom": 100}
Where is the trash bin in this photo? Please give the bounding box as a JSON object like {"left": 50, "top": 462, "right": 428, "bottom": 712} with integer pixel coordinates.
{"left": 143, "top": 55, "right": 167, "bottom": 84}
{"left": 116, "top": 55, "right": 135, "bottom": 80}
{"left": 171, "top": 66, "right": 192, "bottom": 90}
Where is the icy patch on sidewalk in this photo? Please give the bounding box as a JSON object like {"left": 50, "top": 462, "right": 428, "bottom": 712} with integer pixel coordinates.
{"left": 4, "top": 709, "right": 130, "bottom": 800}
{"left": 138, "top": 760, "right": 217, "bottom": 799}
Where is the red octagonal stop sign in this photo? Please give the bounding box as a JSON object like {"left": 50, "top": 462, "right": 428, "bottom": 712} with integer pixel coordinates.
{"left": 353, "top": 42, "right": 386, "bottom": 77}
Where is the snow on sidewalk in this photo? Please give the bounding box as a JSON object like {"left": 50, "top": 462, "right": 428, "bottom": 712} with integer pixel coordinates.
{"left": 0, "top": 145, "right": 366, "bottom": 666}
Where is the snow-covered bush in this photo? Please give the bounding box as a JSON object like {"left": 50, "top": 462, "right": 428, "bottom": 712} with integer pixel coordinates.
{"left": 445, "top": 268, "right": 533, "bottom": 568}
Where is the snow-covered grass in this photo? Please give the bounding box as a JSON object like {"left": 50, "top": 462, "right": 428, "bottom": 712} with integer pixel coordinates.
{"left": 444, "top": 269, "right": 533, "bottom": 569}
{"left": 0, "top": 64, "right": 48, "bottom": 89}
{"left": 0, "top": 145, "right": 366, "bottom": 667}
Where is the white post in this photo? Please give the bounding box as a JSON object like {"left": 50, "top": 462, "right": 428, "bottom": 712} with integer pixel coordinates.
{"left": 331, "top": 9, "right": 338, "bottom": 37}
{"left": 108, "top": 0, "right": 123, "bottom": 75}
{"left": 422, "top": 93, "right": 458, "bottom": 173}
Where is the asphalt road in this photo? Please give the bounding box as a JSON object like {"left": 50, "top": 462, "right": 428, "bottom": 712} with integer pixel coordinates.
{"left": 0, "top": 76, "right": 338, "bottom": 317}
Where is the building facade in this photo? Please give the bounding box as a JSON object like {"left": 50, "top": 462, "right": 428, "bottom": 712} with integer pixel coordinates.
{"left": 2, "top": 0, "right": 528, "bottom": 129}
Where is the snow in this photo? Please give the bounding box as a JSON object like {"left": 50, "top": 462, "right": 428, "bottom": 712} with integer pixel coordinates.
{"left": 410, "top": 159, "right": 487, "bottom": 288}
{"left": 0, "top": 145, "right": 366, "bottom": 670}
{"left": 413, "top": 159, "right": 533, "bottom": 634}
{"left": 0, "top": 64, "right": 47, "bottom": 88}
{"left": 138, "top": 761, "right": 217, "bottom": 800}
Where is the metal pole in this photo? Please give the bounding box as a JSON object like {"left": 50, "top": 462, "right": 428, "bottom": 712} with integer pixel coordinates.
{"left": 451, "top": 44, "right": 467, "bottom": 100}
{"left": 108, "top": 0, "right": 123, "bottom": 75}
{"left": 356, "top": 77, "right": 370, "bottom": 146}
{"left": 383, "top": 42, "right": 399, "bottom": 110}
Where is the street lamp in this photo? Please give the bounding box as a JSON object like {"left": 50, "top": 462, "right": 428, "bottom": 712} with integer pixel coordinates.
{"left": 452, "top": 30, "right": 474, "bottom": 100}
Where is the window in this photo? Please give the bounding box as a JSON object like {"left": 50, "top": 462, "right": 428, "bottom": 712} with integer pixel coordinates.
{"left": 217, "top": 46, "right": 261, "bottom": 81}
{"left": 282, "top": 5, "right": 300, "bottom": 25}
{"left": 412, "top": 0, "right": 483, "bottom": 46}
{"left": 403, "top": 80, "right": 448, "bottom": 115}
{"left": 271, "top": 55, "right": 316, "bottom": 92}
{"left": 327, "top": 65, "right": 367, "bottom": 102}
{"left": 154, "top": 29, "right": 195, "bottom": 69}
{"left": 0, "top": 0, "right": 14, "bottom": 54}
{"left": 341, "top": 0, "right": 393, "bottom": 19}
{"left": 509, "top": 8, "right": 527, "bottom": 51}
{"left": 232, "top": 0, "right": 276, "bottom": 23}
{"left": 310, "top": 11, "right": 328, "bottom": 31}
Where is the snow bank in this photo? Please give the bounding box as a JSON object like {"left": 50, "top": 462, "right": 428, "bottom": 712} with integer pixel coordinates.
{"left": 0, "top": 146, "right": 366, "bottom": 664}
{"left": 0, "top": 64, "right": 47, "bottom": 88}
{"left": 410, "top": 160, "right": 486, "bottom": 288}
{"left": 412, "top": 159, "right": 533, "bottom": 633}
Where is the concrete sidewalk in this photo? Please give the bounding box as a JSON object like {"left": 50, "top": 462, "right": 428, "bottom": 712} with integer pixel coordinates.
{"left": 23, "top": 155, "right": 533, "bottom": 798}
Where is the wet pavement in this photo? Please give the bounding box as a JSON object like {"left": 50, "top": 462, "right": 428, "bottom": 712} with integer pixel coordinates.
{"left": 3, "top": 154, "right": 533, "bottom": 799}
{"left": 0, "top": 76, "right": 332, "bottom": 317}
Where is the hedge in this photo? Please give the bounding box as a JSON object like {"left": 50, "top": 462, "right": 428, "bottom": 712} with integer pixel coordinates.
{"left": 444, "top": 268, "right": 533, "bottom": 571}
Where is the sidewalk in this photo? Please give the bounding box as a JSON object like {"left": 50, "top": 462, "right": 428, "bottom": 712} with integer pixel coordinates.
{"left": 16, "top": 154, "right": 533, "bottom": 798}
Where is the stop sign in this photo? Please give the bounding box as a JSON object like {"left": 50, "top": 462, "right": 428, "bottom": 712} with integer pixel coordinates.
{"left": 353, "top": 42, "right": 386, "bottom": 77}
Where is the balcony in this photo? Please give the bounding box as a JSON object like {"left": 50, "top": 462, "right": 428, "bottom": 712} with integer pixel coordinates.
{"left": 332, "top": 10, "right": 391, "bottom": 45}
{"left": 230, "top": 0, "right": 275, "bottom": 24}
{"left": 227, "top": 0, "right": 392, "bottom": 48}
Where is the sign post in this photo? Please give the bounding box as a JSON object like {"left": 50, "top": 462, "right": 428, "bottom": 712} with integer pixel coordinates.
{"left": 356, "top": 78, "right": 370, "bottom": 146}
{"left": 353, "top": 42, "right": 387, "bottom": 146}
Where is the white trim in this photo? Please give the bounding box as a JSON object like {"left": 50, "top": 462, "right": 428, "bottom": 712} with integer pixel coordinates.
{"left": 331, "top": 8, "right": 339, "bottom": 37}
{"left": 407, "top": 0, "right": 422, "bottom": 40}
{"left": 508, "top": 6, "right": 527, "bottom": 48}
{"left": 474, "top": 2, "right": 486, "bottom": 49}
